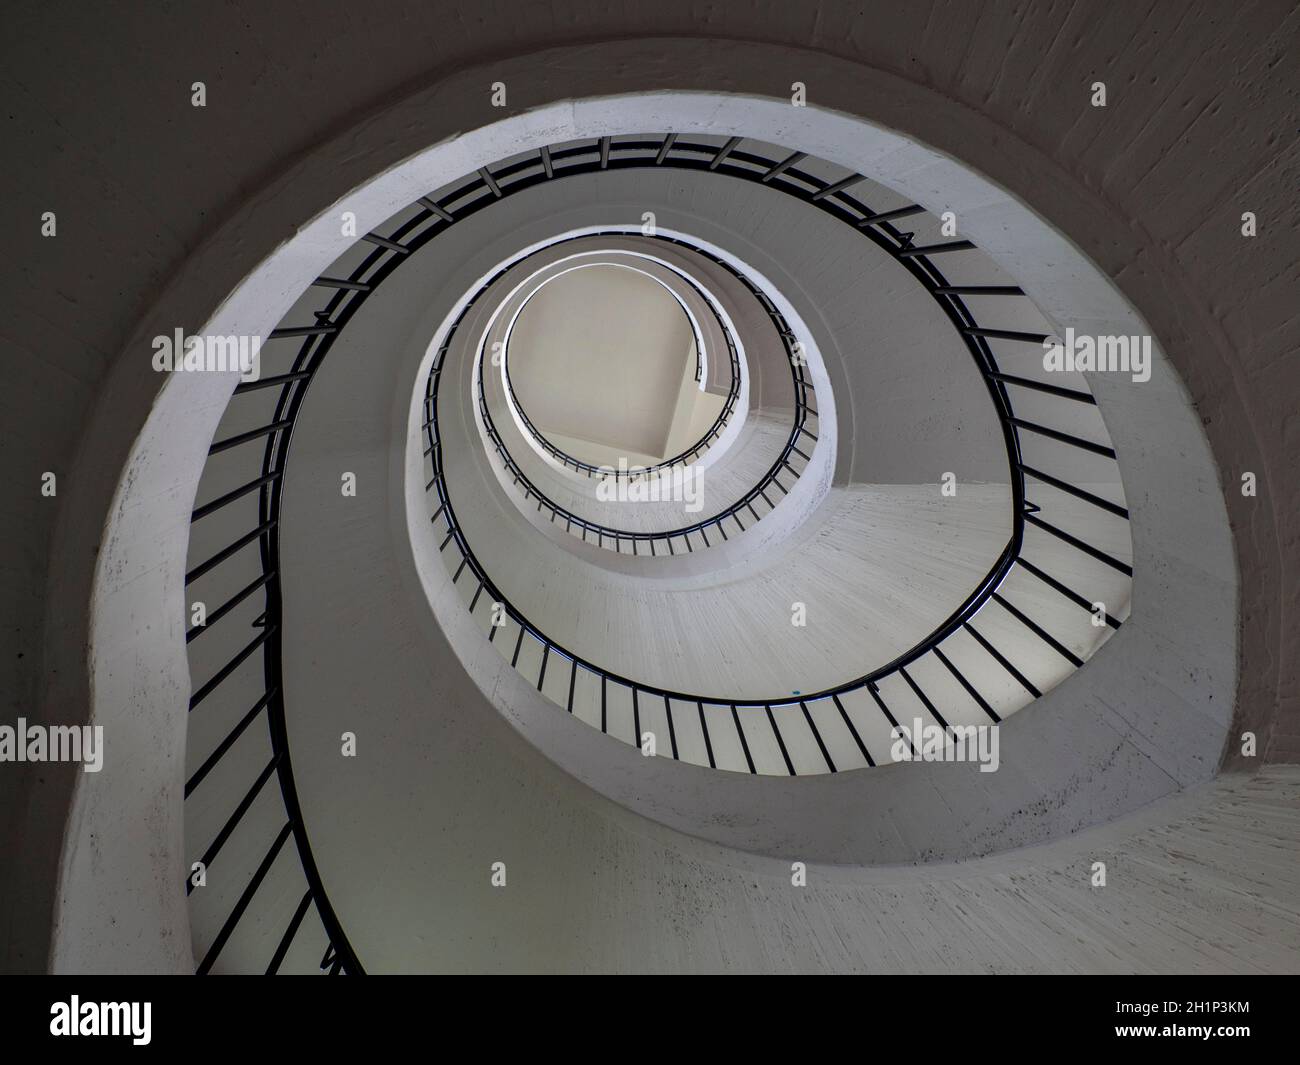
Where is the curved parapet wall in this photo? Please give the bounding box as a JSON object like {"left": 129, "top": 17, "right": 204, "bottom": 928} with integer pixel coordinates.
{"left": 159, "top": 102, "right": 1227, "bottom": 972}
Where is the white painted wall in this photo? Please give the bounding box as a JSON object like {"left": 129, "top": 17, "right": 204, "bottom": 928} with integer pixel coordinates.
{"left": 507, "top": 264, "right": 699, "bottom": 460}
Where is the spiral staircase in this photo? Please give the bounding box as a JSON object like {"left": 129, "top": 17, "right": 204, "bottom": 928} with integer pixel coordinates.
{"left": 5, "top": 5, "right": 1297, "bottom": 978}
{"left": 175, "top": 130, "right": 1232, "bottom": 972}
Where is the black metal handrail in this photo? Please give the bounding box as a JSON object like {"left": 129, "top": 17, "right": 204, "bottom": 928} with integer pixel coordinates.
{"left": 185, "top": 331, "right": 363, "bottom": 973}
{"left": 470, "top": 229, "right": 814, "bottom": 554}
{"left": 495, "top": 251, "right": 737, "bottom": 480}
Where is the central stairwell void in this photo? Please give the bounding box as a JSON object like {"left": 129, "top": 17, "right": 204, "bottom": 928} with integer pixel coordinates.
{"left": 181, "top": 126, "right": 1145, "bottom": 974}
{"left": 466, "top": 230, "right": 814, "bottom": 554}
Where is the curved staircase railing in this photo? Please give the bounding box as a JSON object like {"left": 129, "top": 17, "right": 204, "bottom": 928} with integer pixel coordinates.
{"left": 419, "top": 136, "right": 1133, "bottom": 772}
{"left": 182, "top": 132, "right": 1134, "bottom": 977}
